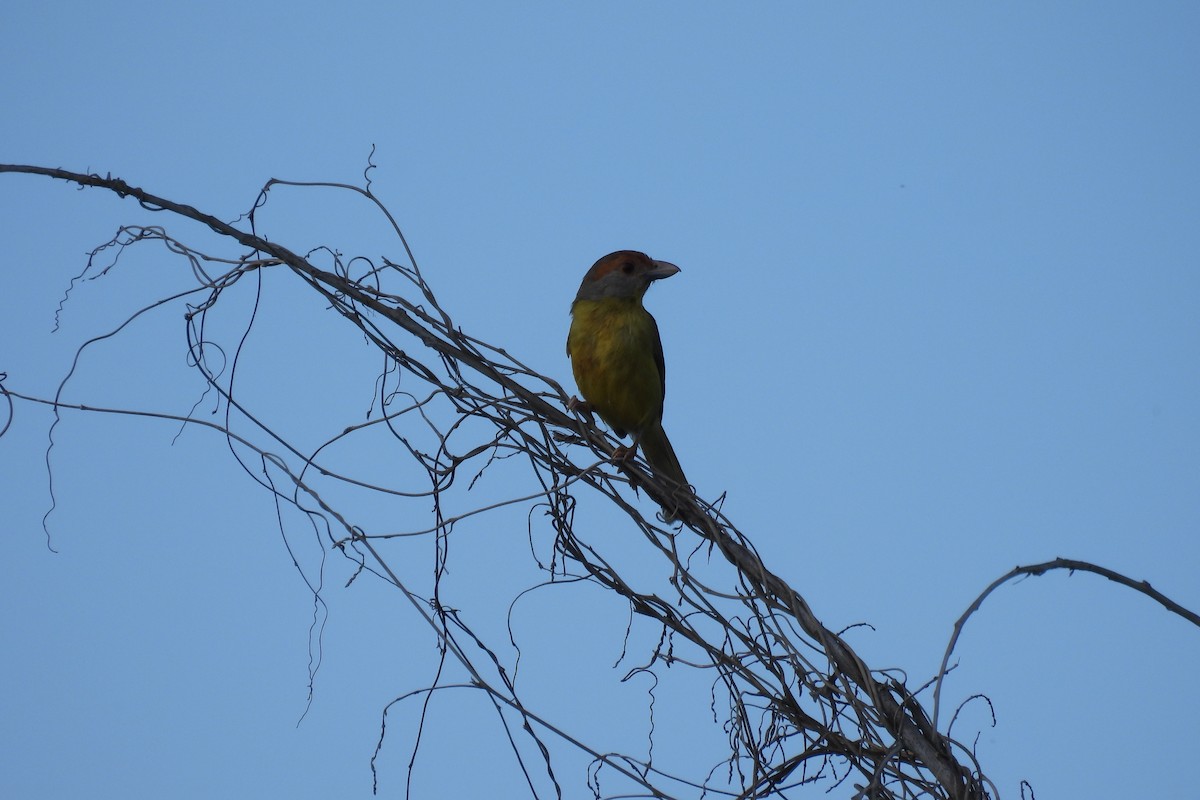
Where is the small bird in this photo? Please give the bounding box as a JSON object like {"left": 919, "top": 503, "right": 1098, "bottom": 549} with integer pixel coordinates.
{"left": 567, "top": 250, "right": 688, "bottom": 489}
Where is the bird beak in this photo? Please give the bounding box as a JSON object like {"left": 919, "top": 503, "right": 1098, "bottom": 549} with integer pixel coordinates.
{"left": 647, "top": 260, "right": 681, "bottom": 281}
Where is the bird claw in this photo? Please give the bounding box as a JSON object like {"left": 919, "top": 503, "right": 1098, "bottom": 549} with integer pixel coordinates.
{"left": 567, "top": 396, "right": 597, "bottom": 425}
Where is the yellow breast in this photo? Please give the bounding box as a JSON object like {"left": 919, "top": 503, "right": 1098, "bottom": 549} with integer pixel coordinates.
{"left": 567, "top": 298, "right": 664, "bottom": 437}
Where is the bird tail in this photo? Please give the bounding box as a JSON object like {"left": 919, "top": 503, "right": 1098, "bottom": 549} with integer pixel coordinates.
{"left": 640, "top": 422, "right": 688, "bottom": 488}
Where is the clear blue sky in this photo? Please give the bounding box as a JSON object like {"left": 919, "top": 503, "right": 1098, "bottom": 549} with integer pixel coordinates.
{"left": 2, "top": 2, "right": 1197, "bottom": 798}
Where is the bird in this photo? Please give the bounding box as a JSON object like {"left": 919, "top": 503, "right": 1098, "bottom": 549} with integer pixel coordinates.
{"left": 566, "top": 250, "right": 689, "bottom": 492}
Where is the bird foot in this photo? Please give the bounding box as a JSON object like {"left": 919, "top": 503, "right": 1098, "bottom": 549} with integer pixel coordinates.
{"left": 567, "top": 395, "right": 593, "bottom": 414}
{"left": 610, "top": 444, "right": 642, "bottom": 466}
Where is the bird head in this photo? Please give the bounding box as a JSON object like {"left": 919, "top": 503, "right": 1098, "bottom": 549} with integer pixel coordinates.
{"left": 574, "top": 250, "right": 680, "bottom": 303}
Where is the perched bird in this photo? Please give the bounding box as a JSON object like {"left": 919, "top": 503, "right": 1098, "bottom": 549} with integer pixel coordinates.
{"left": 566, "top": 250, "right": 688, "bottom": 489}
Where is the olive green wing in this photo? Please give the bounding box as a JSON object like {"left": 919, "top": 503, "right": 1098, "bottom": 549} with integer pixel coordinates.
{"left": 648, "top": 312, "right": 667, "bottom": 407}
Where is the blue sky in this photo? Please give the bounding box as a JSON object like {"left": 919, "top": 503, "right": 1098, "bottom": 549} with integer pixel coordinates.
{"left": 2, "top": 2, "right": 1198, "bottom": 798}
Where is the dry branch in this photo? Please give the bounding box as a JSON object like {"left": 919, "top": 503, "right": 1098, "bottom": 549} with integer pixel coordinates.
{"left": 2, "top": 162, "right": 995, "bottom": 799}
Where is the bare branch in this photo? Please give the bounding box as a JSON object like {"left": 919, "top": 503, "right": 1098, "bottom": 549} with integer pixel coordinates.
{"left": 933, "top": 557, "right": 1200, "bottom": 729}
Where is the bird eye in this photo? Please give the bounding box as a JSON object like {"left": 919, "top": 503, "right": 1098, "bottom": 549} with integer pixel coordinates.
{"left": 621, "top": 261, "right": 635, "bottom": 274}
